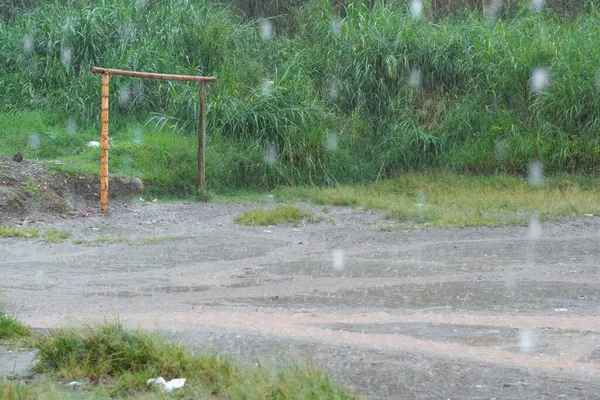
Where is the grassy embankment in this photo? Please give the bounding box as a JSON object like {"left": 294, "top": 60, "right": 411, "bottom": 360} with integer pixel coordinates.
{"left": 0, "top": 310, "right": 356, "bottom": 399}
{"left": 0, "top": 0, "right": 599, "bottom": 226}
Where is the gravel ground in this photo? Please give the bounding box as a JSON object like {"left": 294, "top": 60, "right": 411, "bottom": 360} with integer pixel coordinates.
{"left": 1, "top": 199, "right": 599, "bottom": 399}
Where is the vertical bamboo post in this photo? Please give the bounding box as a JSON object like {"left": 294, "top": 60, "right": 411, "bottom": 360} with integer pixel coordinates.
{"left": 198, "top": 82, "right": 207, "bottom": 190}
{"left": 100, "top": 72, "right": 110, "bottom": 214}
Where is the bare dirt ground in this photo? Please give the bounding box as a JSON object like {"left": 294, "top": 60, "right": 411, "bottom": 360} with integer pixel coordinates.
{"left": 1, "top": 157, "right": 600, "bottom": 399}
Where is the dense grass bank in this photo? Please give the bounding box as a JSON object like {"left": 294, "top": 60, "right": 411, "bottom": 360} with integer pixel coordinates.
{"left": 1, "top": 0, "right": 600, "bottom": 195}
{"left": 0, "top": 322, "right": 357, "bottom": 399}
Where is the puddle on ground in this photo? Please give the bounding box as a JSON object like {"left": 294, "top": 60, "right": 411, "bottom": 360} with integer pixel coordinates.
{"left": 228, "top": 281, "right": 599, "bottom": 314}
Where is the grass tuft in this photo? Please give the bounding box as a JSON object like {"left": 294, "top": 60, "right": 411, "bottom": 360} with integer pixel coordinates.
{"left": 0, "top": 308, "right": 32, "bottom": 342}
{"left": 0, "top": 226, "right": 39, "bottom": 238}
{"left": 32, "top": 322, "right": 357, "bottom": 398}
{"left": 235, "top": 206, "right": 314, "bottom": 226}
{"left": 277, "top": 173, "right": 600, "bottom": 228}
{"left": 43, "top": 229, "right": 71, "bottom": 243}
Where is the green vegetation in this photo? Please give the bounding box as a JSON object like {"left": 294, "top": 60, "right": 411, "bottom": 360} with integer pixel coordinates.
{"left": 26, "top": 322, "right": 356, "bottom": 399}
{"left": 43, "top": 229, "right": 71, "bottom": 243}
{"left": 278, "top": 173, "right": 600, "bottom": 228}
{"left": 0, "top": 226, "right": 39, "bottom": 238}
{"left": 236, "top": 205, "right": 314, "bottom": 226}
{"left": 0, "top": 307, "right": 32, "bottom": 343}
{"left": 1, "top": 1, "right": 600, "bottom": 198}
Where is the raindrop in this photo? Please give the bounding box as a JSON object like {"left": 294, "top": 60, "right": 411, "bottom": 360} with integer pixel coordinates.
{"left": 532, "top": 0, "right": 545, "bottom": 11}
{"left": 410, "top": 0, "right": 423, "bottom": 19}
{"left": 531, "top": 67, "right": 549, "bottom": 92}
{"left": 119, "top": 85, "right": 132, "bottom": 107}
{"left": 118, "top": 23, "right": 133, "bottom": 44}
{"left": 60, "top": 45, "right": 72, "bottom": 66}
{"left": 136, "top": 0, "right": 148, "bottom": 8}
{"left": 326, "top": 133, "right": 338, "bottom": 151}
{"left": 330, "top": 17, "right": 342, "bottom": 35}
{"left": 408, "top": 68, "right": 421, "bottom": 88}
{"left": 49, "top": 132, "right": 57, "bottom": 140}
{"left": 259, "top": 19, "right": 274, "bottom": 40}
{"left": 333, "top": 249, "right": 345, "bottom": 271}
{"left": 132, "top": 126, "right": 143, "bottom": 145}
{"left": 265, "top": 143, "right": 279, "bottom": 165}
{"left": 494, "top": 139, "right": 509, "bottom": 161}
{"left": 24, "top": 35, "right": 34, "bottom": 54}
{"left": 326, "top": 77, "right": 339, "bottom": 101}
{"left": 518, "top": 328, "right": 537, "bottom": 353}
{"left": 528, "top": 215, "right": 541, "bottom": 239}
{"left": 67, "top": 118, "right": 77, "bottom": 134}
{"left": 416, "top": 191, "right": 426, "bottom": 208}
{"left": 261, "top": 78, "right": 274, "bottom": 96}
{"left": 528, "top": 161, "right": 543, "bottom": 186}
{"left": 485, "top": 0, "right": 504, "bottom": 19}
{"left": 28, "top": 133, "right": 40, "bottom": 150}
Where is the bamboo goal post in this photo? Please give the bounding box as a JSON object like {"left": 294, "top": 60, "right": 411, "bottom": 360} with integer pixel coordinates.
{"left": 90, "top": 67, "right": 216, "bottom": 214}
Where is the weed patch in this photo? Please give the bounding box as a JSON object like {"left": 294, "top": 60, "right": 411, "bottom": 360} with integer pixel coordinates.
{"left": 235, "top": 206, "right": 314, "bottom": 226}
{"left": 43, "top": 229, "right": 71, "bottom": 243}
{"left": 278, "top": 173, "right": 600, "bottom": 228}
{"left": 0, "top": 309, "right": 32, "bottom": 343}
{"left": 32, "top": 322, "right": 357, "bottom": 399}
{"left": 0, "top": 226, "right": 39, "bottom": 238}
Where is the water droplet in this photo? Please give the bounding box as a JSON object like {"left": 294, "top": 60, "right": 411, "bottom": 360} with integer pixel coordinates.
{"left": 265, "top": 144, "right": 279, "bottom": 165}
{"left": 118, "top": 23, "right": 133, "bottom": 44}
{"left": 528, "top": 216, "right": 541, "bottom": 239}
{"left": 333, "top": 249, "right": 345, "bottom": 271}
{"left": 410, "top": 0, "right": 423, "bottom": 18}
{"left": 259, "top": 19, "right": 274, "bottom": 40}
{"left": 132, "top": 126, "right": 143, "bottom": 145}
{"left": 408, "top": 68, "right": 421, "bottom": 88}
{"left": 24, "top": 35, "right": 34, "bottom": 54}
{"left": 67, "top": 118, "right": 77, "bottom": 134}
{"left": 136, "top": 0, "right": 148, "bottom": 8}
{"left": 326, "top": 133, "right": 338, "bottom": 151}
{"left": 519, "top": 328, "right": 536, "bottom": 353}
{"left": 330, "top": 17, "right": 342, "bottom": 35}
{"left": 528, "top": 161, "right": 543, "bottom": 186}
{"left": 531, "top": 67, "right": 549, "bottom": 92}
{"left": 327, "top": 77, "right": 339, "bottom": 101}
{"left": 28, "top": 133, "right": 40, "bottom": 150}
{"left": 531, "top": 0, "right": 545, "bottom": 11}
{"left": 119, "top": 85, "right": 132, "bottom": 107}
{"left": 261, "top": 78, "right": 274, "bottom": 96}
{"left": 60, "top": 45, "right": 72, "bottom": 66}
{"left": 486, "top": 0, "right": 504, "bottom": 19}
{"left": 416, "top": 191, "right": 426, "bottom": 208}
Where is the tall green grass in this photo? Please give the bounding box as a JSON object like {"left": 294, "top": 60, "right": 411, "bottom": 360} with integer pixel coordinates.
{"left": 1, "top": 0, "right": 600, "bottom": 195}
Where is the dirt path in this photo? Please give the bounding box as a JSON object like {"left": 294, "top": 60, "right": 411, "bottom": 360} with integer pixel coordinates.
{"left": 1, "top": 201, "right": 600, "bottom": 398}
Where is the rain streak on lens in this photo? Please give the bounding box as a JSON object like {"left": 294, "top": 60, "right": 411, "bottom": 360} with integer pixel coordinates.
{"left": 532, "top": 0, "right": 545, "bottom": 11}
{"left": 326, "top": 132, "right": 338, "bottom": 151}
{"left": 119, "top": 85, "right": 132, "bottom": 107}
{"left": 24, "top": 35, "right": 34, "bottom": 54}
{"left": 410, "top": 0, "right": 424, "bottom": 18}
{"left": 528, "top": 160, "right": 543, "bottom": 186}
{"left": 261, "top": 78, "right": 274, "bottom": 96}
{"left": 67, "top": 118, "right": 77, "bottom": 134}
{"left": 327, "top": 77, "right": 339, "bottom": 101}
{"left": 61, "top": 45, "right": 72, "bottom": 66}
{"left": 265, "top": 143, "right": 279, "bottom": 166}
{"left": 135, "top": 0, "right": 148, "bottom": 8}
{"left": 133, "top": 126, "right": 143, "bottom": 145}
{"left": 331, "top": 17, "right": 342, "bottom": 35}
{"left": 486, "top": 0, "right": 504, "bottom": 19}
{"left": 409, "top": 68, "right": 421, "bottom": 88}
{"left": 259, "top": 19, "right": 274, "bottom": 40}
{"left": 519, "top": 328, "right": 537, "bottom": 353}
{"left": 28, "top": 133, "right": 40, "bottom": 150}
{"left": 528, "top": 215, "right": 542, "bottom": 239}
{"left": 333, "top": 249, "right": 345, "bottom": 271}
{"left": 531, "top": 67, "right": 549, "bottom": 92}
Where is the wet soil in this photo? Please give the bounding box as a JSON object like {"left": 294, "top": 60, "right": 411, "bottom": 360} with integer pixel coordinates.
{"left": 1, "top": 198, "right": 600, "bottom": 398}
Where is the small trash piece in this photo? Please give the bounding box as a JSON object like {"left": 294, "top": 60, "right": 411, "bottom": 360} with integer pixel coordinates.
{"left": 87, "top": 141, "right": 100, "bottom": 148}
{"left": 65, "top": 381, "right": 83, "bottom": 388}
{"left": 147, "top": 377, "right": 186, "bottom": 392}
